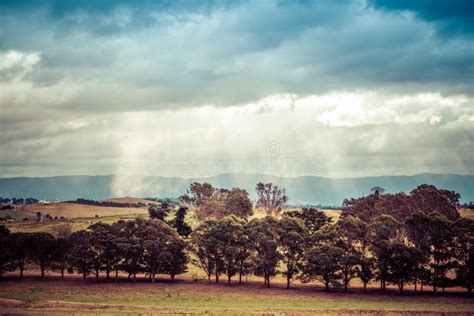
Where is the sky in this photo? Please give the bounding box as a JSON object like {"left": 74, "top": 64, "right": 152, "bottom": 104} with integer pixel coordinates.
{"left": 0, "top": 0, "right": 473, "bottom": 179}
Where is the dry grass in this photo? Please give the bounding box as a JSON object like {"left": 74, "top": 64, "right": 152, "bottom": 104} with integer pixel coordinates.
{"left": 0, "top": 275, "right": 472, "bottom": 315}
{"left": 459, "top": 208, "right": 474, "bottom": 219}
{"left": 22, "top": 202, "right": 148, "bottom": 218}
{"left": 4, "top": 214, "right": 143, "bottom": 233}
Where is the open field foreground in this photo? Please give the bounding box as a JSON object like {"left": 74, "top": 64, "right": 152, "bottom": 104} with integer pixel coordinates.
{"left": 0, "top": 276, "right": 473, "bottom": 315}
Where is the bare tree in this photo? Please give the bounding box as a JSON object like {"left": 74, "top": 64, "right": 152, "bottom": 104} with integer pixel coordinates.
{"left": 255, "top": 182, "right": 288, "bottom": 215}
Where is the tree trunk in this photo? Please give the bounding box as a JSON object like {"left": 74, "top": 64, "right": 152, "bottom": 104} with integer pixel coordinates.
{"left": 468, "top": 267, "right": 472, "bottom": 294}
{"left": 363, "top": 282, "right": 367, "bottom": 293}
{"left": 215, "top": 270, "right": 219, "bottom": 283}
{"left": 343, "top": 268, "right": 348, "bottom": 293}
{"left": 399, "top": 281, "right": 404, "bottom": 295}
{"left": 106, "top": 268, "right": 110, "bottom": 280}
{"left": 83, "top": 271, "right": 86, "bottom": 279}
{"left": 208, "top": 274, "right": 211, "bottom": 284}
{"left": 19, "top": 260, "right": 24, "bottom": 279}
{"left": 239, "top": 261, "right": 243, "bottom": 285}
{"left": 227, "top": 274, "right": 231, "bottom": 286}
{"left": 40, "top": 260, "right": 45, "bottom": 278}
{"left": 171, "top": 274, "right": 175, "bottom": 281}
{"left": 286, "top": 274, "right": 290, "bottom": 289}
{"left": 95, "top": 268, "right": 99, "bottom": 282}
{"left": 325, "top": 281, "right": 329, "bottom": 291}
{"left": 115, "top": 269, "right": 118, "bottom": 283}
{"left": 61, "top": 268, "right": 65, "bottom": 279}
{"left": 433, "top": 262, "right": 439, "bottom": 293}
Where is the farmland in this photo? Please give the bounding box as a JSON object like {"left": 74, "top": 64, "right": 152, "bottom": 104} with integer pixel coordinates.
{"left": 0, "top": 275, "right": 473, "bottom": 315}
{"left": 22, "top": 201, "right": 149, "bottom": 218}
{"left": 2, "top": 200, "right": 150, "bottom": 233}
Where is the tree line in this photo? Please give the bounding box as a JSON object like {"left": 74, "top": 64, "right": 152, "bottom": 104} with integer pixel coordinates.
{"left": 0, "top": 197, "right": 39, "bottom": 205}
{"left": 0, "top": 183, "right": 472, "bottom": 295}
{"left": 190, "top": 208, "right": 472, "bottom": 294}
{"left": 0, "top": 218, "right": 187, "bottom": 282}
{"left": 64, "top": 198, "right": 146, "bottom": 208}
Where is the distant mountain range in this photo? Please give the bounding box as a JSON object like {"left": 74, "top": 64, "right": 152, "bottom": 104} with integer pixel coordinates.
{"left": 0, "top": 173, "right": 472, "bottom": 205}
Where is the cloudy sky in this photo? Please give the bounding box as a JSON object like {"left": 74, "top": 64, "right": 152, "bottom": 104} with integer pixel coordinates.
{"left": 0, "top": 0, "right": 473, "bottom": 179}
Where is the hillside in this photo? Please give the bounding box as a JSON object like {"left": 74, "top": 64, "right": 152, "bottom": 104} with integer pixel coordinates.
{"left": 0, "top": 173, "right": 472, "bottom": 205}
{"left": 22, "top": 202, "right": 148, "bottom": 219}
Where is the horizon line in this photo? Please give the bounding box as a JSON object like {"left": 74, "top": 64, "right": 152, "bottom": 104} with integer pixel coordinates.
{"left": 0, "top": 172, "right": 473, "bottom": 181}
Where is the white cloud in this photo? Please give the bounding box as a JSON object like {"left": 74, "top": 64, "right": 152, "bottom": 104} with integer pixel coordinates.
{"left": 241, "top": 91, "right": 472, "bottom": 128}
{"left": 0, "top": 1, "right": 472, "bottom": 178}
{"left": 0, "top": 50, "right": 41, "bottom": 82}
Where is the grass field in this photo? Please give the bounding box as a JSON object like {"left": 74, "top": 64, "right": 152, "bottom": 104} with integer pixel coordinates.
{"left": 22, "top": 202, "right": 148, "bottom": 218}
{"left": 460, "top": 208, "right": 474, "bottom": 219}
{"left": 0, "top": 276, "right": 473, "bottom": 315}
{"left": 3, "top": 214, "right": 144, "bottom": 233}
{"left": 1, "top": 201, "right": 149, "bottom": 232}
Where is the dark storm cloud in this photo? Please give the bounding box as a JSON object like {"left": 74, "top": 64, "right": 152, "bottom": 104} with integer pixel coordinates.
{"left": 0, "top": 0, "right": 472, "bottom": 178}
{"left": 367, "top": 0, "right": 474, "bottom": 37}
{"left": 1, "top": 0, "right": 471, "bottom": 111}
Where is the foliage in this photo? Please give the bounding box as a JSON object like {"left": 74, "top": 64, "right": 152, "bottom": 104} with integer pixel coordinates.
{"left": 172, "top": 206, "right": 192, "bottom": 237}
{"left": 148, "top": 201, "right": 171, "bottom": 221}
{"left": 278, "top": 217, "right": 307, "bottom": 288}
{"left": 183, "top": 183, "right": 253, "bottom": 220}
{"left": 284, "top": 208, "right": 331, "bottom": 237}
{"left": 302, "top": 243, "right": 343, "bottom": 291}
{"left": 255, "top": 182, "right": 288, "bottom": 215}
{"left": 342, "top": 184, "right": 460, "bottom": 222}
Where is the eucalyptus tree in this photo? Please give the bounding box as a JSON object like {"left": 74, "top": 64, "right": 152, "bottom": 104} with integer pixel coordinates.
{"left": 29, "top": 232, "right": 56, "bottom": 278}
{"left": 335, "top": 216, "right": 367, "bottom": 292}
{"left": 255, "top": 183, "right": 288, "bottom": 216}
{"left": 278, "top": 217, "right": 307, "bottom": 289}
{"left": 190, "top": 219, "right": 220, "bottom": 284}
{"left": 453, "top": 217, "right": 474, "bottom": 293}
{"left": 386, "top": 241, "right": 420, "bottom": 294}
{"left": 285, "top": 208, "right": 331, "bottom": 238}
{"left": 8, "top": 232, "right": 32, "bottom": 278}
{"left": 248, "top": 217, "right": 282, "bottom": 287}
{"left": 368, "top": 214, "right": 401, "bottom": 290}
{"left": 0, "top": 226, "right": 13, "bottom": 278}
{"left": 89, "top": 222, "right": 120, "bottom": 281}
{"left": 214, "top": 216, "right": 246, "bottom": 285}
{"left": 172, "top": 206, "right": 192, "bottom": 238}
{"left": 141, "top": 218, "right": 188, "bottom": 282}
{"left": 68, "top": 230, "right": 94, "bottom": 279}
{"left": 302, "top": 243, "right": 343, "bottom": 291}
